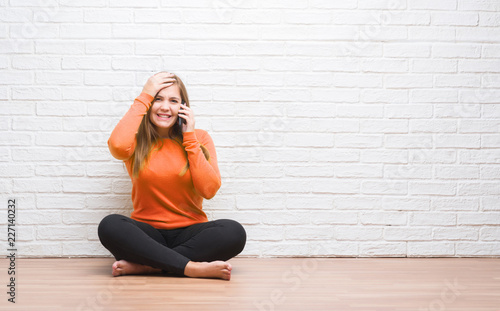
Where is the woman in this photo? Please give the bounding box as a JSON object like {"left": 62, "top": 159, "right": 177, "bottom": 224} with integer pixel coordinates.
{"left": 98, "top": 72, "right": 246, "bottom": 280}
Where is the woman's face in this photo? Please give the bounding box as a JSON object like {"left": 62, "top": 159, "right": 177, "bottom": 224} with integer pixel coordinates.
{"left": 149, "top": 84, "right": 182, "bottom": 136}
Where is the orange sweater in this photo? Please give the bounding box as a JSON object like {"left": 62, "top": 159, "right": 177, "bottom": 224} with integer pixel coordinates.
{"left": 108, "top": 92, "right": 221, "bottom": 229}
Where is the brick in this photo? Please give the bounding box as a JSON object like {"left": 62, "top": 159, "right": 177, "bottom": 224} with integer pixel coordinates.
{"left": 311, "top": 179, "right": 360, "bottom": 194}
{"left": 457, "top": 212, "right": 500, "bottom": 225}
{"left": 384, "top": 43, "right": 431, "bottom": 58}
{"left": 245, "top": 225, "right": 284, "bottom": 241}
{"left": 386, "top": 135, "right": 433, "bottom": 148}
{"left": 409, "top": 182, "right": 456, "bottom": 196}
{"left": 36, "top": 164, "right": 85, "bottom": 177}
{"left": 432, "top": 197, "right": 479, "bottom": 211}
{"left": 456, "top": 242, "right": 500, "bottom": 256}
{"left": 360, "top": 211, "right": 407, "bottom": 226}
{"left": 362, "top": 181, "right": 407, "bottom": 195}
{"left": 14, "top": 178, "right": 61, "bottom": 193}
{"left": 335, "top": 226, "right": 383, "bottom": 241}
{"left": 432, "top": 12, "right": 478, "bottom": 26}
{"left": 480, "top": 227, "right": 500, "bottom": 241}
{"left": 60, "top": 24, "right": 112, "bottom": 38}
{"left": 459, "top": 182, "right": 500, "bottom": 196}
{"left": 435, "top": 134, "right": 480, "bottom": 148}
{"left": 112, "top": 179, "right": 132, "bottom": 194}
{"left": 37, "top": 225, "right": 87, "bottom": 240}
{"left": 409, "top": 0, "right": 457, "bottom": 10}
{"left": 37, "top": 194, "right": 86, "bottom": 209}
{"left": 237, "top": 195, "right": 285, "bottom": 210}
{"left": 62, "top": 178, "right": 112, "bottom": 194}
{"left": 36, "top": 40, "right": 84, "bottom": 54}
{"left": 334, "top": 196, "right": 383, "bottom": 210}
{"left": 285, "top": 133, "right": 333, "bottom": 148}
{"left": 408, "top": 242, "right": 455, "bottom": 256}
{"left": 385, "top": 227, "right": 432, "bottom": 241}
{"left": 64, "top": 242, "right": 110, "bottom": 256}
{"left": 433, "top": 227, "right": 478, "bottom": 240}
{"left": 360, "top": 119, "right": 408, "bottom": 133}
{"left": 0, "top": 133, "right": 31, "bottom": 146}
{"left": 336, "top": 134, "right": 383, "bottom": 148}
{"left": 285, "top": 165, "right": 334, "bottom": 177}
{"left": 361, "top": 150, "right": 407, "bottom": 164}
{"left": 384, "top": 164, "right": 432, "bottom": 179}
{"left": 360, "top": 243, "right": 407, "bottom": 257}
{"left": 12, "top": 87, "right": 61, "bottom": 100}
{"left": 432, "top": 44, "right": 481, "bottom": 58}
{"left": 435, "top": 165, "right": 479, "bottom": 179}
{"left": 335, "top": 164, "right": 383, "bottom": 178}
{"left": 0, "top": 163, "right": 34, "bottom": 177}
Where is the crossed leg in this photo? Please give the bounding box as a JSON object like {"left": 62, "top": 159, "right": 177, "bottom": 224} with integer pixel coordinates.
{"left": 97, "top": 214, "right": 246, "bottom": 280}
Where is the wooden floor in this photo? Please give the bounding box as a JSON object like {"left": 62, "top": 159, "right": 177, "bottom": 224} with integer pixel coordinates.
{"left": 0, "top": 257, "right": 499, "bottom": 311}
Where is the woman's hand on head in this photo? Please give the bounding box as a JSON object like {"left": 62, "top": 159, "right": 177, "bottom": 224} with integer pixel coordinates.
{"left": 142, "top": 72, "right": 176, "bottom": 98}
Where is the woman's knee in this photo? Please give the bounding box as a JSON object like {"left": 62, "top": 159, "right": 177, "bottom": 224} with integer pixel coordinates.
{"left": 218, "top": 219, "right": 247, "bottom": 252}
{"left": 97, "top": 214, "right": 126, "bottom": 240}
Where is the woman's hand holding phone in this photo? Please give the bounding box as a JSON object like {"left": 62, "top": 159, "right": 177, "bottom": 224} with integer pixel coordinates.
{"left": 178, "top": 101, "right": 195, "bottom": 133}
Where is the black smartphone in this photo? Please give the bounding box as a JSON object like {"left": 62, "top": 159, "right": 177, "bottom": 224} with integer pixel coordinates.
{"left": 178, "top": 100, "right": 186, "bottom": 128}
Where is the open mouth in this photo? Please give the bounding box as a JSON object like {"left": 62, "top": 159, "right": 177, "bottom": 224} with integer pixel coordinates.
{"left": 157, "top": 114, "right": 172, "bottom": 120}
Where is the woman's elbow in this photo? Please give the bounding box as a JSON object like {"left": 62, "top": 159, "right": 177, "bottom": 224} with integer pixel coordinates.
{"left": 108, "top": 139, "right": 132, "bottom": 161}
{"left": 201, "top": 179, "right": 221, "bottom": 200}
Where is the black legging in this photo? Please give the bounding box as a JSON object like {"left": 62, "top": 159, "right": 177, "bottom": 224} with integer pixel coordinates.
{"left": 97, "top": 214, "right": 246, "bottom": 275}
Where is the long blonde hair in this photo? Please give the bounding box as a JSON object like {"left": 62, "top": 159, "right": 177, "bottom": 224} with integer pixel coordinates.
{"left": 130, "top": 73, "right": 210, "bottom": 177}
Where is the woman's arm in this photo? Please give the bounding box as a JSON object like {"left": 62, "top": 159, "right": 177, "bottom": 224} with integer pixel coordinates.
{"left": 183, "top": 130, "right": 221, "bottom": 199}
{"left": 108, "top": 72, "right": 176, "bottom": 160}
{"left": 107, "top": 93, "right": 153, "bottom": 160}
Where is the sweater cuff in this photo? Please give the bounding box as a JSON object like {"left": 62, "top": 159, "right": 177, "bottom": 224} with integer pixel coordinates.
{"left": 182, "top": 131, "right": 199, "bottom": 150}
{"left": 136, "top": 92, "right": 155, "bottom": 110}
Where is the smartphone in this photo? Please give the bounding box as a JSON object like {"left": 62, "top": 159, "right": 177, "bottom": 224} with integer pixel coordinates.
{"left": 178, "top": 100, "right": 186, "bottom": 128}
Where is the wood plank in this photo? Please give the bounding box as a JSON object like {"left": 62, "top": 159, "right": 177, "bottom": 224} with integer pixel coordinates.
{"left": 0, "top": 257, "right": 499, "bottom": 310}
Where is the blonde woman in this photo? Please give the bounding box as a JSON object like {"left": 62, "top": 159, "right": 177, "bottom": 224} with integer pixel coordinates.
{"left": 98, "top": 72, "right": 246, "bottom": 280}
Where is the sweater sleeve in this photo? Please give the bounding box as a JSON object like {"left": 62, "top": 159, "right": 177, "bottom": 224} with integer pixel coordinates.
{"left": 108, "top": 92, "right": 154, "bottom": 161}
{"left": 183, "top": 130, "right": 222, "bottom": 199}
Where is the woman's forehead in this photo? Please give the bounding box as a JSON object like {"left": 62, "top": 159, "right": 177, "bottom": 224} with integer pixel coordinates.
{"left": 157, "top": 84, "right": 180, "bottom": 98}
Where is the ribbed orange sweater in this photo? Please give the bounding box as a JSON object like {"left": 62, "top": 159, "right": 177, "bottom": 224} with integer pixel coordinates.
{"left": 107, "top": 92, "right": 221, "bottom": 229}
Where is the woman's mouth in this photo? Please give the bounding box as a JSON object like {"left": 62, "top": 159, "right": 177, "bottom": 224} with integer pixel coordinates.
{"left": 157, "top": 113, "right": 171, "bottom": 120}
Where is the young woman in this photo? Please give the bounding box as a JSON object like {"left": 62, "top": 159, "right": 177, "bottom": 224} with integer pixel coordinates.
{"left": 97, "top": 72, "right": 246, "bottom": 280}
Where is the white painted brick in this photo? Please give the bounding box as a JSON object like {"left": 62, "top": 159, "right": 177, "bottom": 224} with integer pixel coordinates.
{"left": 310, "top": 149, "right": 359, "bottom": 163}
{"left": 409, "top": 182, "right": 456, "bottom": 196}
{"left": 408, "top": 242, "right": 455, "bottom": 257}
{"left": 459, "top": 0, "right": 500, "bottom": 11}
{"left": 410, "top": 120, "right": 457, "bottom": 133}
{"left": 457, "top": 212, "right": 500, "bottom": 225}
{"left": 62, "top": 178, "right": 112, "bottom": 194}
{"left": 12, "top": 148, "right": 61, "bottom": 161}
{"left": 335, "top": 164, "right": 383, "bottom": 178}
{"left": 456, "top": 242, "right": 500, "bottom": 256}
{"left": 361, "top": 59, "right": 408, "bottom": 73}
{"left": 335, "top": 226, "right": 383, "bottom": 241}
{"left": 285, "top": 133, "right": 333, "bottom": 148}
{"left": 409, "top": 0, "right": 457, "bottom": 10}
{"left": 408, "top": 27, "right": 455, "bottom": 42}
{"left": 362, "top": 181, "right": 407, "bottom": 195}
{"left": 60, "top": 24, "right": 112, "bottom": 38}
{"left": 361, "top": 150, "right": 407, "bottom": 164}
{"left": 18, "top": 242, "right": 62, "bottom": 258}
{"left": 36, "top": 132, "right": 86, "bottom": 147}
{"left": 0, "top": 71, "right": 33, "bottom": 85}
{"left": 18, "top": 210, "right": 62, "bottom": 225}
{"left": 432, "top": 197, "right": 479, "bottom": 211}
{"left": 360, "top": 211, "right": 407, "bottom": 226}
{"left": 37, "top": 194, "right": 86, "bottom": 210}
{"left": 262, "top": 178, "right": 311, "bottom": 193}
{"left": 460, "top": 150, "right": 500, "bottom": 164}
{"left": 482, "top": 44, "right": 500, "bottom": 58}
{"left": 386, "top": 135, "right": 433, "bottom": 148}
{"left": 457, "top": 27, "right": 500, "bottom": 43}
{"left": 435, "top": 134, "right": 480, "bottom": 148}
{"left": 385, "top": 74, "right": 433, "bottom": 88}
{"left": 35, "top": 71, "right": 84, "bottom": 85}
{"left": 64, "top": 241, "right": 110, "bottom": 256}
{"left": 210, "top": 211, "right": 259, "bottom": 225}
{"left": 36, "top": 40, "right": 84, "bottom": 55}
{"left": 36, "top": 164, "right": 85, "bottom": 177}
{"left": 459, "top": 182, "right": 500, "bottom": 196}
{"left": 14, "top": 178, "right": 61, "bottom": 193}
{"left": 363, "top": 89, "right": 408, "bottom": 103}
{"left": 435, "top": 165, "right": 479, "bottom": 179}
{"left": 12, "top": 87, "right": 60, "bottom": 100}
{"left": 0, "top": 147, "right": 10, "bottom": 161}
{"left": 360, "top": 119, "right": 408, "bottom": 133}
{"left": 0, "top": 133, "right": 32, "bottom": 146}
{"left": 436, "top": 74, "right": 481, "bottom": 88}
{"left": 86, "top": 40, "right": 134, "bottom": 55}
{"left": 435, "top": 104, "right": 481, "bottom": 118}
{"left": 312, "top": 58, "right": 358, "bottom": 72}
{"left": 334, "top": 196, "right": 383, "bottom": 210}
{"left": 310, "top": 211, "right": 358, "bottom": 225}
{"left": 336, "top": 134, "right": 383, "bottom": 148}
{"left": 384, "top": 164, "right": 432, "bottom": 179}
{"left": 0, "top": 39, "right": 33, "bottom": 54}
{"left": 385, "top": 227, "right": 432, "bottom": 241}
{"left": 13, "top": 117, "right": 62, "bottom": 131}
{"left": 0, "top": 179, "right": 12, "bottom": 193}
{"left": 459, "top": 60, "right": 500, "bottom": 73}
{"left": 432, "top": 12, "right": 478, "bottom": 26}
{"left": 410, "top": 212, "right": 457, "bottom": 226}
{"left": 286, "top": 226, "right": 334, "bottom": 240}
{"left": 412, "top": 59, "right": 457, "bottom": 73}
{"left": 311, "top": 179, "right": 360, "bottom": 194}
{"left": 37, "top": 226, "right": 88, "bottom": 240}
{"left": 410, "top": 89, "right": 458, "bottom": 103}
{"left": 480, "top": 227, "right": 500, "bottom": 241}
{"left": 480, "top": 165, "right": 500, "bottom": 180}
{"left": 259, "top": 241, "right": 309, "bottom": 257}
{"left": 236, "top": 195, "right": 285, "bottom": 210}
{"left": 385, "top": 104, "right": 433, "bottom": 119}
{"left": 0, "top": 163, "right": 34, "bottom": 177}
{"left": 384, "top": 43, "right": 430, "bottom": 58}
{"left": 433, "top": 227, "right": 478, "bottom": 240}
{"left": 285, "top": 165, "right": 334, "bottom": 177}
{"left": 432, "top": 44, "right": 481, "bottom": 58}
{"left": 112, "top": 179, "right": 132, "bottom": 194}
{"left": 245, "top": 225, "right": 284, "bottom": 241}
{"left": 359, "top": 243, "right": 407, "bottom": 257}
{"left": 337, "top": 105, "right": 384, "bottom": 118}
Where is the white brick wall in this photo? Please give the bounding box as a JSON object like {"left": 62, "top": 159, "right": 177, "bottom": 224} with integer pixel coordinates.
{"left": 1, "top": 0, "right": 499, "bottom": 258}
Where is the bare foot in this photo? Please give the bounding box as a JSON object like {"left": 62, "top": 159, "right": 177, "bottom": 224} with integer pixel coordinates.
{"left": 112, "top": 260, "right": 162, "bottom": 277}
{"left": 184, "top": 261, "right": 232, "bottom": 280}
